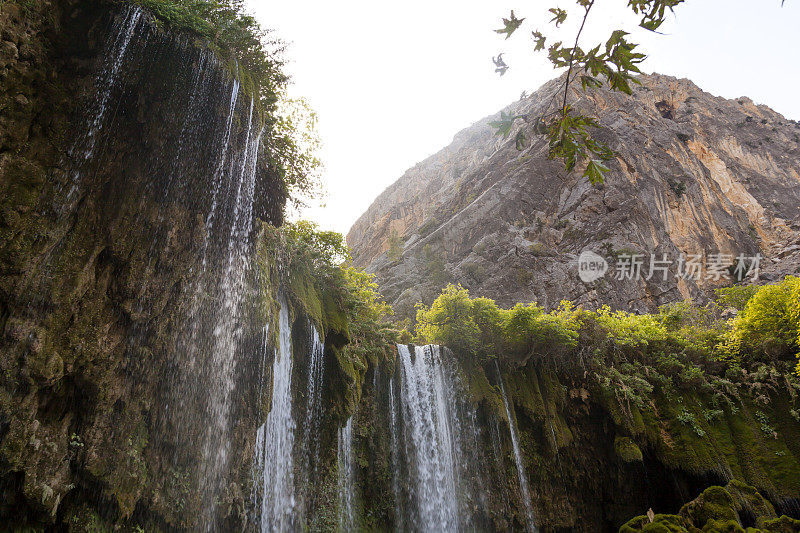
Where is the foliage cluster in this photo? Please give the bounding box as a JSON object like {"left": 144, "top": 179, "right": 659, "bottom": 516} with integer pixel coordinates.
{"left": 261, "top": 221, "right": 398, "bottom": 364}
{"left": 491, "top": 1, "right": 684, "bottom": 183}
{"left": 125, "top": 0, "right": 321, "bottom": 207}
{"left": 416, "top": 278, "right": 800, "bottom": 384}
{"left": 490, "top": 1, "right": 787, "bottom": 184}
{"left": 415, "top": 284, "right": 580, "bottom": 362}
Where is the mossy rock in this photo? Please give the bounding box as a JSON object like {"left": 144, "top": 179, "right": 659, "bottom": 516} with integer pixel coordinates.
{"left": 620, "top": 513, "right": 691, "bottom": 532}
{"left": 680, "top": 486, "right": 739, "bottom": 526}
{"left": 762, "top": 515, "right": 800, "bottom": 532}
{"left": 615, "top": 436, "right": 644, "bottom": 463}
{"left": 622, "top": 482, "right": 794, "bottom": 533}
{"left": 700, "top": 518, "right": 745, "bottom": 532}
{"left": 725, "top": 480, "right": 777, "bottom": 528}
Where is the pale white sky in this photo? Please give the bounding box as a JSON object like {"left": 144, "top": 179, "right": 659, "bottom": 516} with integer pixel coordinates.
{"left": 245, "top": 0, "right": 799, "bottom": 235}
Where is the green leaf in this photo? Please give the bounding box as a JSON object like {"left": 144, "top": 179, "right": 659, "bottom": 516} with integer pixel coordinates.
{"left": 580, "top": 75, "right": 602, "bottom": 91}
{"left": 640, "top": 18, "right": 663, "bottom": 32}
{"left": 549, "top": 7, "right": 568, "bottom": 27}
{"left": 584, "top": 159, "right": 610, "bottom": 184}
{"left": 495, "top": 10, "right": 525, "bottom": 40}
{"left": 532, "top": 30, "right": 546, "bottom": 52}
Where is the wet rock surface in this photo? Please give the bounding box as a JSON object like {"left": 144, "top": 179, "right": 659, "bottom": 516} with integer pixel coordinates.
{"left": 0, "top": 1, "right": 285, "bottom": 528}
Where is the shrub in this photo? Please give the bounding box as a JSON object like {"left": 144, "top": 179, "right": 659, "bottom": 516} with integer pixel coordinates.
{"left": 387, "top": 230, "right": 403, "bottom": 260}
{"left": 595, "top": 306, "right": 667, "bottom": 347}
{"left": 416, "top": 285, "right": 579, "bottom": 362}
{"left": 415, "top": 284, "right": 484, "bottom": 357}
{"left": 260, "top": 221, "right": 398, "bottom": 363}
{"left": 714, "top": 285, "right": 758, "bottom": 311}
{"left": 725, "top": 277, "right": 800, "bottom": 363}
{"left": 463, "top": 262, "right": 487, "bottom": 283}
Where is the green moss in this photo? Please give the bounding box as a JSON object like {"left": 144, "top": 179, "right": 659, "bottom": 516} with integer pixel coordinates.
{"left": 623, "top": 481, "right": 797, "bottom": 533}
{"left": 700, "top": 518, "right": 744, "bottom": 532}
{"left": 680, "top": 486, "right": 739, "bottom": 526}
{"left": 762, "top": 515, "right": 800, "bottom": 532}
{"left": 620, "top": 514, "right": 691, "bottom": 532}
{"left": 725, "top": 480, "right": 776, "bottom": 528}
{"left": 615, "top": 436, "right": 644, "bottom": 463}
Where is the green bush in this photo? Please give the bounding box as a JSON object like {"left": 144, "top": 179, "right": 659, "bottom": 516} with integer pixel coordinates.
{"left": 714, "top": 285, "right": 758, "bottom": 311}
{"left": 722, "top": 277, "right": 800, "bottom": 364}
{"left": 415, "top": 284, "right": 580, "bottom": 362}
{"left": 259, "top": 221, "right": 398, "bottom": 363}
{"left": 416, "top": 279, "right": 800, "bottom": 379}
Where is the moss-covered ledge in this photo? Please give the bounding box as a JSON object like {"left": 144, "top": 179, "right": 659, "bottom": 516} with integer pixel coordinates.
{"left": 621, "top": 480, "right": 800, "bottom": 532}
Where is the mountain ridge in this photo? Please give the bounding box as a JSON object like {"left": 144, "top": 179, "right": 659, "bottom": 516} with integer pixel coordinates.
{"left": 347, "top": 72, "right": 800, "bottom": 318}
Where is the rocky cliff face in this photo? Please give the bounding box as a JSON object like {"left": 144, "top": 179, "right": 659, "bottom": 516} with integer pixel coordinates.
{"left": 347, "top": 74, "right": 800, "bottom": 317}
{"left": 3, "top": 4, "right": 800, "bottom": 532}
{"left": 0, "top": 1, "right": 288, "bottom": 528}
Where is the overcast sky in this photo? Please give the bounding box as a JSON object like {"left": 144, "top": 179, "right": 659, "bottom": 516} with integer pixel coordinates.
{"left": 245, "top": 0, "right": 799, "bottom": 236}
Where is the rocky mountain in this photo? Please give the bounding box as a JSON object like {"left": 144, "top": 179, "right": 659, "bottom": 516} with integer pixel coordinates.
{"left": 2, "top": 3, "right": 800, "bottom": 532}
{"left": 347, "top": 73, "right": 800, "bottom": 317}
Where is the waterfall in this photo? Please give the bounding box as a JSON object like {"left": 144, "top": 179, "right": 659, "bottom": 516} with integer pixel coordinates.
{"left": 198, "top": 101, "right": 265, "bottom": 523}
{"left": 253, "top": 298, "right": 297, "bottom": 532}
{"left": 495, "top": 364, "right": 538, "bottom": 533}
{"left": 395, "top": 344, "right": 461, "bottom": 532}
{"left": 337, "top": 417, "right": 356, "bottom": 531}
{"left": 301, "top": 322, "right": 326, "bottom": 488}
{"left": 75, "top": 5, "right": 144, "bottom": 164}
{"left": 51, "top": 3, "right": 288, "bottom": 529}
{"left": 388, "top": 378, "right": 403, "bottom": 529}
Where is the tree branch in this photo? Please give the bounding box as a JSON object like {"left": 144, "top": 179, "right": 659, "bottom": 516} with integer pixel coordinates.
{"left": 562, "top": 0, "right": 596, "bottom": 113}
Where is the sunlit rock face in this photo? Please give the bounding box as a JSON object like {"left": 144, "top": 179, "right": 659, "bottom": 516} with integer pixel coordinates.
{"left": 347, "top": 73, "right": 800, "bottom": 317}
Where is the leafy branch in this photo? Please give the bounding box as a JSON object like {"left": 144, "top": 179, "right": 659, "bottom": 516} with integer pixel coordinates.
{"left": 489, "top": 1, "right": 693, "bottom": 183}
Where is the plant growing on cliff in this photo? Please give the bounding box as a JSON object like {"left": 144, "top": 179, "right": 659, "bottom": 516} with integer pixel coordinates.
{"left": 128, "top": 0, "right": 322, "bottom": 207}
{"left": 417, "top": 279, "right": 800, "bottom": 380}
{"left": 263, "top": 221, "right": 398, "bottom": 362}
{"left": 415, "top": 284, "right": 580, "bottom": 361}
{"left": 719, "top": 277, "right": 800, "bottom": 366}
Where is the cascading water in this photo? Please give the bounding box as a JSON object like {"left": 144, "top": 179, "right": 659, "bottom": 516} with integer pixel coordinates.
{"left": 301, "top": 322, "right": 326, "bottom": 490}
{"left": 199, "top": 102, "right": 264, "bottom": 515}
{"left": 495, "top": 364, "right": 538, "bottom": 533}
{"left": 388, "top": 377, "right": 404, "bottom": 529}
{"left": 394, "top": 344, "right": 461, "bottom": 532}
{"left": 65, "top": 7, "right": 281, "bottom": 527}
{"left": 253, "top": 298, "right": 297, "bottom": 532}
{"left": 250, "top": 306, "right": 333, "bottom": 531}
{"left": 337, "top": 417, "right": 356, "bottom": 531}
{"left": 71, "top": 5, "right": 144, "bottom": 168}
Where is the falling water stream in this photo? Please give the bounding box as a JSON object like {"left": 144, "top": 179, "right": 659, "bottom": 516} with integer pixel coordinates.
{"left": 338, "top": 417, "right": 356, "bottom": 531}
{"left": 253, "top": 298, "right": 297, "bottom": 532}
{"left": 302, "top": 322, "right": 326, "bottom": 496}
{"left": 395, "top": 344, "right": 461, "bottom": 532}
{"left": 496, "top": 363, "right": 539, "bottom": 533}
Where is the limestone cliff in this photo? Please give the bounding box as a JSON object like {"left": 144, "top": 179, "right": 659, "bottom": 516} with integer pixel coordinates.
{"left": 2, "top": 3, "right": 800, "bottom": 532}
{"left": 0, "top": 1, "right": 288, "bottom": 528}
{"left": 347, "top": 74, "right": 800, "bottom": 317}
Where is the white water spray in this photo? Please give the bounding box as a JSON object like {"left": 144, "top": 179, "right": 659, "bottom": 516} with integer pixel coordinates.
{"left": 495, "top": 363, "right": 538, "bottom": 533}
{"left": 396, "top": 344, "right": 460, "bottom": 532}
{"left": 337, "top": 417, "right": 356, "bottom": 531}
{"left": 253, "top": 298, "right": 297, "bottom": 532}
